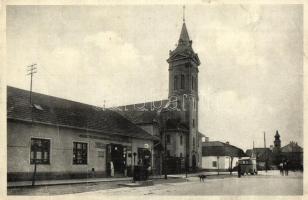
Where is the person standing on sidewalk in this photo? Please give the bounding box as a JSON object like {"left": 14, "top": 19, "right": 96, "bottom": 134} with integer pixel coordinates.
{"left": 284, "top": 161, "right": 289, "bottom": 176}
{"left": 237, "top": 163, "right": 241, "bottom": 178}
{"left": 279, "top": 162, "right": 284, "bottom": 176}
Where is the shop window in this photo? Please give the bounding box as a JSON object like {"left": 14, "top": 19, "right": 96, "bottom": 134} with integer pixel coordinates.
{"left": 73, "top": 142, "right": 88, "bottom": 165}
{"left": 166, "top": 135, "right": 171, "bottom": 144}
{"left": 212, "top": 161, "right": 217, "bottom": 167}
{"left": 30, "top": 138, "right": 50, "bottom": 164}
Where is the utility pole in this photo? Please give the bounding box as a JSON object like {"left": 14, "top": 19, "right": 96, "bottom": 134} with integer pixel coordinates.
{"left": 253, "top": 140, "right": 255, "bottom": 158}
{"left": 264, "top": 131, "right": 268, "bottom": 172}
{"left": 27, "top": 64, "right": 37, "bottom": 104}
{"left": 27, "top": 63, "right": 37, "bottom": 186}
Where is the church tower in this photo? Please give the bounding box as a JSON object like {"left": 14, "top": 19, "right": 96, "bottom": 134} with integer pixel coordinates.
{"left": 167, "top": 11, "right": 201, "bottom": 169}
{"left": 274, "top": 130, "right": 281, "bottom": 149}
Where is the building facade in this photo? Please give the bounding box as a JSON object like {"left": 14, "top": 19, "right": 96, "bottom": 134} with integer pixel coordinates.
{"left": 7, "top": 86, "right": 157, "bottom": 181}
{"left": 201, "top": 141, "right": 246, "bottom": 172}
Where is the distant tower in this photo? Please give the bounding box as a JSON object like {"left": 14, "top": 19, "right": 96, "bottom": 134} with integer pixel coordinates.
{"left": 273, "top": 130, "right": 282, "bottom": 164}
{"left": 274, "top": 130, "right": 281, "bottom": 149}
{"left": 167, "top": 7, "right": 201, "bottom": 169}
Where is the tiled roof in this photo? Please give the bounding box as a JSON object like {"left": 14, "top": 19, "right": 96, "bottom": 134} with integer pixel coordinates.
{"left": 202, "top": 141, "right": 246, "bottom": 157}
{"left": 115, "top": 100, "right": 168, "bottom": 125}
{"left": 7, "top": 86, "right": 158, "bottom": 141}
{"left": 115, "top": 100, "right": 189, "bottom": 132}
{"left": 281, "top": 142, "right": 303, "bottom": 153}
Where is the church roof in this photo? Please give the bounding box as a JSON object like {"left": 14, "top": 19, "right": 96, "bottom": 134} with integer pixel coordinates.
{"left": 7, "top": 86, "right": 158, "bottom": 141}
{"left": 114, "top": 100, "right": 168, "bottom": 125}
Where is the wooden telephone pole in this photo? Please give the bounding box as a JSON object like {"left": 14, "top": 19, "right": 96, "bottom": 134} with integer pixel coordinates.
{"left": 27, "top": 63, "right": 37, "bottom": 186}
{"left": 27, "top": 64, "right": 37, "bottom": 104}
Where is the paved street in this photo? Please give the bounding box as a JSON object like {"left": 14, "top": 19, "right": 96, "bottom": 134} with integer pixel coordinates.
{"left": 66, "top": 171, "right": 303, "bottom": 196}
{"left": 8, "top": 171, "right": 302, "bottom": 196}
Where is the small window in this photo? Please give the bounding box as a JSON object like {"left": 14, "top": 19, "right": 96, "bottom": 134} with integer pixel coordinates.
{"left": 180, "top": 74, "right": 185, "bottom": 89}
{"left": 166, "top": 135, "right": 171, "bottom": 144}
{"left": 180, "top": 135, "right": 183, "bottom": 145}
{"left": 30, "top": 138, "right": 50, "bottom": 164}
{"left": 73, "top": 142, "right": 88, "bottom": 165}
{"left": 212, "top": 161, "right": 217, "bottom": 167}
{"left": 180, "top": 153, "right": 183, "bottom": 157}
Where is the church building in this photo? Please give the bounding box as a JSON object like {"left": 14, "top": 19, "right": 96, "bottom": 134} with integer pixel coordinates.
{"left": 7, "top": 14, "right": 203, "bottom": 181}
{"left": 116, "top": 17, "right": 203, "bottom": 173}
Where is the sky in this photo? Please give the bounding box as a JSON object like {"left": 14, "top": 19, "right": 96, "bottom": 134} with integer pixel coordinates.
{"left": 6, "top": 5, "right": 303, "bottom": 150}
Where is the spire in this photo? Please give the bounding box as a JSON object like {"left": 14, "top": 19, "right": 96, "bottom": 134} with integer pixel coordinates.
{"left": 179, "top": 23, "right": 190, "bottom": 44}
{"left": 178, "top": 5, "right": 190, "bottom": 45}
{"left": 275, "top": 130, "right": 280, "bottom": 138}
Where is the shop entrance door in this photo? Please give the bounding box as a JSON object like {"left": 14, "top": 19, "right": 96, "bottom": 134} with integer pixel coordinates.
{"left": 110, "top": 144, "right": 125, "bottom": 173}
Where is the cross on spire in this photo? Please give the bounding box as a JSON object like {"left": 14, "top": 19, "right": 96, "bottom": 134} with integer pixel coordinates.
{"left": 183, "top": 5, "right": 185, "bottom": 23}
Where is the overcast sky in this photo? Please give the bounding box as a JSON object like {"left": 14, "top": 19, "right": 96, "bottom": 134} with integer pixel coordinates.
{"left": 6, "top": 5, "right": 303, "bottom": 150}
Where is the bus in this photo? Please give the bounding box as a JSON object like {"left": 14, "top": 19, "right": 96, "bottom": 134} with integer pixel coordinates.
{"left": 238, "top": 158, "right": 257, "bottom": 175}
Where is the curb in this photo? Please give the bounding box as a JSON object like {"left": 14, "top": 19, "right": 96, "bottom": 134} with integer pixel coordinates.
{"left": 7, "top": 178, "right": 133, "bottom": 188}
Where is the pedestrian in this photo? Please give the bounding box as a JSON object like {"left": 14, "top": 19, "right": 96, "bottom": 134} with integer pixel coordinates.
{"left": 237, "top": 163, "right": 241, "bottom": 178}
{"left": 279, "top": 162, "right": 283, "bottom": 176}
{"left": 284, "top": 161, "right": 289, "bottom": 176}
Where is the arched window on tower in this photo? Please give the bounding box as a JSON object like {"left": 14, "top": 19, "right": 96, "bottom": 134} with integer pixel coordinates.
{"left": 193, "top": 137, "right": 195, "bottom": 150}
{"left": 192, "top": 76, "right": 195, "bottom": 90}
{"left": 180, "top": 74, "right": 185, "bottom": 89}
{"left": 174, "top": 75, "right": 178, "bottom": 90}
{"left": 180, "top": 135, "right": 183, "bottom": 145}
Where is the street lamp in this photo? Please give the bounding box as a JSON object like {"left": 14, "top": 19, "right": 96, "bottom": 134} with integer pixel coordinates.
{"left": 164, "top": 131, "right": 168, "bottom": 180}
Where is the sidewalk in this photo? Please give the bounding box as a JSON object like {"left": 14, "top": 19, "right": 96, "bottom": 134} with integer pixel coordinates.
{"left": 7, "top": 171, "right": 235, "bottom": 188}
